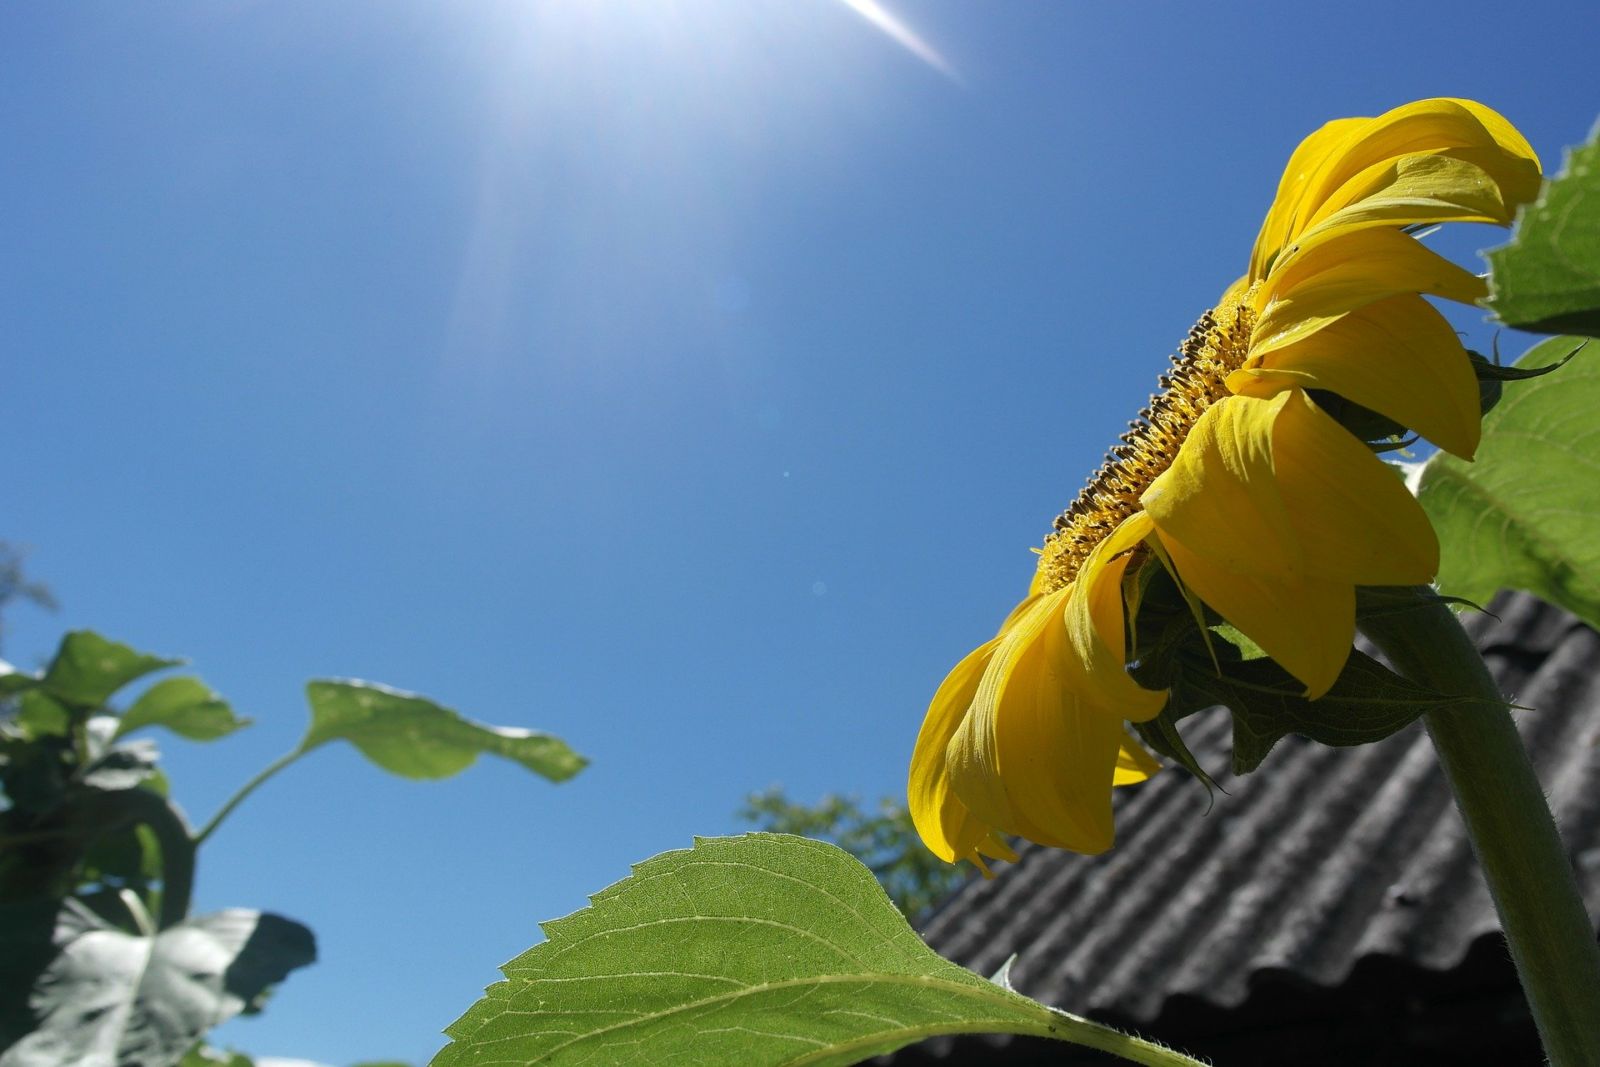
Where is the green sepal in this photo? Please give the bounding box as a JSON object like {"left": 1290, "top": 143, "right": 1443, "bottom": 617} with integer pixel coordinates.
{"left": 1131, "top": 713, "right": 1218, "bottom": 797}
{"left": 1469, "top": 343, "right": 1582, "bottom": 418}
{"left": 1308, "top": 388, "right": 1409, "bottom": 448}
{"left": 1354, "top": 585, "right": 1485, "bottom": 621}
{"left": 1172, "top": 646, "right": 1499, "bottom": 774}
{"left": 1127, "top": 559, "right": 1223, "bottom": 691}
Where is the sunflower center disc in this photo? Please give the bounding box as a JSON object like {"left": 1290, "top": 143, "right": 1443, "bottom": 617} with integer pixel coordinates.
{"left": 1036, "top": 288, "right": 1259, "bottom": 593}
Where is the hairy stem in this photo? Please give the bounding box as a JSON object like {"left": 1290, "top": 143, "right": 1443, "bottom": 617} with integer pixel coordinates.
{"left": 1361, "top": 591, "right": 1600, "bottom": 1066}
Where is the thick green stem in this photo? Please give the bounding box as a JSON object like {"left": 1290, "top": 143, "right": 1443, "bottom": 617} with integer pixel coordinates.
{"left": 126, "top": 790, "right": 195, "bottom": 930}
{"left": 193, "top": 746, "right": 305, "bottom": 847}
{"left": 1361, "top": 592, "right": 1600, "bottom": 1066}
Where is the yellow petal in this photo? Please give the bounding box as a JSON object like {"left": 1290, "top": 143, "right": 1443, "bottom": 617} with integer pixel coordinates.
{"left": 1268, "top": 390, "right": 1440, "bottom": 585}
{"left": 1293, "top": 98, "right": 1540, "bottom": 235}
{"left": 948, "top": 589, "right": 1129, "bottom": 855}
{"left": 1140, "top": 394, "right": 1301, "bottom": 578}
{"left": 1228, "top": 293, "right": 1481, "bottom": 458}
{"left": 1114, "top": 733, "right": 1162, "bottom": 786}
{"left": 1297, "top": 154, "right": 1515, "bottom": 246}
{"left": 1249, "top": 99, "right": 1539, "bottom": 281}
{"left": 1066, "top": 512, "right": 1167, "bottom": 722}
{"left": 1251, "top": 227, "right": 1486, "bottom": 359}
{"left": 909, "top": 638, "right": 1005, "bottom": 864}
{"left": 1250, "top": 117, "right": 1368, "bottom": 281}
{"left": 1157, "top": 531, "right": 1355, "bottom": 698}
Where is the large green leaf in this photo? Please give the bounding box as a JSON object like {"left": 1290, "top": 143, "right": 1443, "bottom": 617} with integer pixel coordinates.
{"left": 0, "top": 900, "right": 315, "bottom": 1067}
{"left": 1488, "top": 124, "right": 1600, "bottom": 337}
{"left": 301, "top": 681, "right": 585, "bottom": 782}
{"left": 1419, "top": 336, "right": 1600, "bottom": 631}
{"left": 118, "top": 678, "right": 251, "bottom": 742}
{"left": 40, "top": 633, "right": 179, "bottom": 710}
{"left": 432, "top": 834, "right": 1200, "bottom": 1067}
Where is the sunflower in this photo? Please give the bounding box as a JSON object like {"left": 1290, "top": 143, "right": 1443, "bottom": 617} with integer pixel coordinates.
{"left": 909, "top": 99, "right": 1543, "bottom": 867}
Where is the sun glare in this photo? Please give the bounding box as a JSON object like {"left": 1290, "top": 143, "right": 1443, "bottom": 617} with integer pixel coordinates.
{"left": 835, "top": 0, "right": 959, "bottom": 81}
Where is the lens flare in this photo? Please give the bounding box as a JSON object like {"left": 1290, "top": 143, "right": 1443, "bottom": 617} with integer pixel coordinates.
{"left": 836, "top": 0, "right": 958, "bottom": 81}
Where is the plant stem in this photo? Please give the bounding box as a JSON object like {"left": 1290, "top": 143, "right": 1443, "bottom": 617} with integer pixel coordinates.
{"left": 88, "top": 786, "right": 196, "bottom": 928}
{"left": 1361, "top": 591, "right": 1600, "bottom": 1066}
{"left": 192, "top": 746, "right": 305, "bottom": 847}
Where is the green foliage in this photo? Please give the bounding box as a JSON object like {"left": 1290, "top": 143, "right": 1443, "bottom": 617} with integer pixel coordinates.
{"left": 302, "top": 680, "right": 585, "bottom": 782}
{"left": 1489, "top": 123, "right": 1600, "bottom": 337}
{"left": 433, "top": 834, "right": 1200, "bottom": 1067}
{"left": 737, "top": 789, "right": 967, "bottom": 918}
{"left": 1131, "top": 572, "right": 1491, "bottom": 776}
{"left": 0, "top": 629, "right": 584, "bottom": 1067}
{"left": 118, "top": 678, "right": 251, "bottom": 742}
{"left": 0, "top": 900, "right": 314, "bottom": 1067}
{"left": 38, "top": 632, "right": 180, "bottom": 711}
{"left": 1419, "top": 336, "right": 1600, "bottom": 632}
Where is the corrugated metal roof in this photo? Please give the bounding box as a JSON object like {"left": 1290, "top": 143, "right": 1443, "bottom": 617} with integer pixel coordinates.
{"left": 893, "top": 591, "right": 1600, "bottom": 1061}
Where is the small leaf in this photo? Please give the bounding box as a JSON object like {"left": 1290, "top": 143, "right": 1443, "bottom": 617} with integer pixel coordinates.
{"left": 40, "top": 633, "right": 180, "bottom": 710}
{"left": 302, "top": 680, "right": 585, "bottom": 782}
{"left": 118, "top": 677, "right": 251, "bottom": 742}
{"left": 432, "top": 834, "right": 1190, "bottom": 1067}
{"left": 1488, "top": 123, "right": 1600, "bottom": 336}
{"left": 1418, "top": 336, "right": 1600, "bottom": 631}
{"left": 0, "top": 901, "right": 315, "bottom": 1067}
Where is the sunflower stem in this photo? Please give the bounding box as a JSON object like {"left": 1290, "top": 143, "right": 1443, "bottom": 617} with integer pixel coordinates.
{"left": 1360, "top": 591, "right": 1600, "bottom": 1067}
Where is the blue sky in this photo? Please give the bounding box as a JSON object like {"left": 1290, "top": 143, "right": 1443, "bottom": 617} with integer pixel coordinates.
{"left": 5, "top": 2, "right": 1598, "bottom": 1063}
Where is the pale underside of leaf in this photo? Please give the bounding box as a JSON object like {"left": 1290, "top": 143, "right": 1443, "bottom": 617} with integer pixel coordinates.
{"left": 1419, "top": 336, "right": 1600, "bottom": 631}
